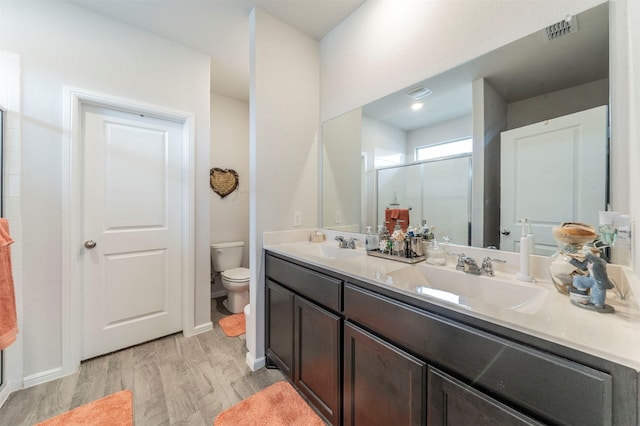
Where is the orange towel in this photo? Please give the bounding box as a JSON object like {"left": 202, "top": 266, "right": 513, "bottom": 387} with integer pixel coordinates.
{"left": 385, "top": 208, "right": 410, "bottom": 234}
{"left": 0, "top": 218, "right": 17, "bottom": 350}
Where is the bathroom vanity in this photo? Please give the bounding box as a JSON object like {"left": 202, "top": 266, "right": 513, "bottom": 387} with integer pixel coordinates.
{"left": 264, "top": 241, "right": 639, "bottom": 426}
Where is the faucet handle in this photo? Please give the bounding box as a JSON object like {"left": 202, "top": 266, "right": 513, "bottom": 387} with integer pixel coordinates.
{"left": 448, "top": 252, "right": 466, "bottom": 270}
{"left": 481, "top": 257, "right": 506, "bottom": 276}
{"left": 347, "top": 237, "right": 357, "bottom": 249}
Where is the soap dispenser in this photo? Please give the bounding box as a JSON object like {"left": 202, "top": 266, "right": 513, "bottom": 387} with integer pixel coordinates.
{"left": 365, "top": 226, "right": 378, "bottom": 251}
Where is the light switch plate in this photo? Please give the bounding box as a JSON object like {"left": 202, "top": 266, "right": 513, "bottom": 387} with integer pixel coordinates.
{"left": 293, "top": 211, "right": 301, "bottom": 227}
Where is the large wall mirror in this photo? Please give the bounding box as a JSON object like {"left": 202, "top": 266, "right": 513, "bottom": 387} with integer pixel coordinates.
{"left": 322, "top": 2, "right": 609, "bottom": 254}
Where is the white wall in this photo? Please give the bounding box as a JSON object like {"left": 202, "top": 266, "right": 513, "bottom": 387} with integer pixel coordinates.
{"left": 210, "top": 94, "right": 249, "bottom": 295}
{"left": 629, "top": 0, "right": 640, "bottom": 269}
{"left": 508, "top": 78, "right": 609, "bottom": 129}
{"left": 248, "top": 8, "right": 319, "bottom": 369}
{"left": 407, "top": 115, "right": 472, "bottom": 158}
{"left": 0, "top": 51, "right": 24, "bottom": 401}
{"left": 0, "top": 2, "right": 211, "bottom": 381}
{"left": 361, "top": 115, "right": 407, "bottom": 227}
{"left": 323, "top": 108, "right": 362, "bottom": 230}
{"left": 321, "top": 0, "right": 639, "bottom": 270}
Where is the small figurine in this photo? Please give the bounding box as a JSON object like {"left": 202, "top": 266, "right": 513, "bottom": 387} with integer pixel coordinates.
{"left": 567, "top": 244, "right": 615, "bottom": 313}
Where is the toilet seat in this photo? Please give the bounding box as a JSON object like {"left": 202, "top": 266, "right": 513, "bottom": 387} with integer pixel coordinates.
{"left": 222, "top": 267, "right": 250, "bottom": 284}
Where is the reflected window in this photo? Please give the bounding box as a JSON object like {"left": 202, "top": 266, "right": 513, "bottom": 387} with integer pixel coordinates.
{"left": 415, "top": 138, "right": 472, "bottom": 161}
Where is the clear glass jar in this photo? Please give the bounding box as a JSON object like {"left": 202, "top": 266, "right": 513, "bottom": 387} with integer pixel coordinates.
{"left": 548, "top": 241, "right": 584, "bottom": 294}
{"left": 426, "top": 239, "right": 446, "bottom": 265}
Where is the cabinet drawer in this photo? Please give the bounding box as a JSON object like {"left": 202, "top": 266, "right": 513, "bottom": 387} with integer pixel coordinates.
{"left": 266, "top": 254, "right": 342, "bottom": 312}
{"left": 344, "top": 284, "right": 612, "bottom": 426}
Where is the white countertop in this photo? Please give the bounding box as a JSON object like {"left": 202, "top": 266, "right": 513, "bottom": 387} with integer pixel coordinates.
{"left": 264, "top": 237, "right": 640, "bottom": 371}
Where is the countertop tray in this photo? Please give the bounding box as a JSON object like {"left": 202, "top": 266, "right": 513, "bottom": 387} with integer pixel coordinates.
{"left": 366, "top": 249, "right": 425, "bottom": 264}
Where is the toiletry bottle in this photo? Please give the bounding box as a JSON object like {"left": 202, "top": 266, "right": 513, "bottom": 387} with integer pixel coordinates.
{"left": 365, "top": 226, "right": 373, "bottom": 250}
{"left": 379, "top": 223, "right": 390, "bottom": 253}
{"left": 426, "top": 237, "right": 446, "bottom": 265}
{"left": 526, "top": 219, "right": 535, "bottom": 254}
{"left": 516, "top": 218, "right": 535, "bottom": 282}
{"left": 370, "top": 226, "right": 379, "bottom": 251}
{"left": 376, "top": 224, "right": 384, "bottom": 250}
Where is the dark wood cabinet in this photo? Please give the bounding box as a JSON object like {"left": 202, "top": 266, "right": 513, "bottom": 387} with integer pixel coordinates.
{"left": 294, "top": 296, "right": 341, "bottom": 426}
{"left": 265, "top": 279, "right": 294, "bottom": 379}
{"left": 343, "top": 321, "right": 426, "bottom": 426}
{"left": 427, "top": 367, "right": 543, "bottom": 426}
{"left": 265, "top": 251, "right": 635, "bottom": 426}
{"left": 265, "top": 257, "right": 342, "bottom": 425}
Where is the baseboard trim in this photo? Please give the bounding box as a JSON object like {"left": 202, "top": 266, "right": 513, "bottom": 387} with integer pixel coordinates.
{"left": 23, "top": 367, "right": 64, "bottom": 388}
{"left": 0, "top": 382, "right": 13, "bottom": 407}
{"left": 192, "top": 321, "right": 213, "bottom": 335}
{"left": 245, "top": 352, "right": 266, "bottom": 372}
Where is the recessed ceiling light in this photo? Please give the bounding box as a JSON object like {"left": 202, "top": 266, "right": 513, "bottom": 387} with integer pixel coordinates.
{"left": 411, "top": 102, "right": 424, "bottom": 111}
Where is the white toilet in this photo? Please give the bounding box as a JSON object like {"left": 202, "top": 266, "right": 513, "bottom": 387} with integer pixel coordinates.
{"left": 211, "top": 241, "right": 250, "bottom": 314}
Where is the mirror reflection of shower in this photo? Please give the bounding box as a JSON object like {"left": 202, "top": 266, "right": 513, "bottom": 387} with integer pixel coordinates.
{"left": 377, "top": 155, "right": 471, "bottom": 246}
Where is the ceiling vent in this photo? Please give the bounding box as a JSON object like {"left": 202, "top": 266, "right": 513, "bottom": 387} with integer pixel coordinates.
{"left": 406, "top": 86, "right": 432, "bottom": 100}
{"left": 544, "top": 15, "right": 579, "bottom": 41}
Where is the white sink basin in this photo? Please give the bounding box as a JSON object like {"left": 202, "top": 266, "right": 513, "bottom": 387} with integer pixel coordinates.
{"left": 316, "top": 244, "right": 365, "bottom": 259}
{"left": 385, "top": 265, "right": 549, "bottom": 311}
{"left": 279, "top": 242, "right": 366, "bottom": 261}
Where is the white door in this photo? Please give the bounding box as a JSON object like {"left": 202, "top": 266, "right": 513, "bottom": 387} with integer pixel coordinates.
{"left": 81, "top": 105, "right": 183, "bottom": 360}
{"left": 500, "top": 105, "right": 608, "bottom": 255}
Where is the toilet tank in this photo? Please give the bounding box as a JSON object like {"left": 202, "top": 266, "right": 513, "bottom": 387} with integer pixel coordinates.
{"left": 211, "top": 241, "right": 244, "bottom": 272}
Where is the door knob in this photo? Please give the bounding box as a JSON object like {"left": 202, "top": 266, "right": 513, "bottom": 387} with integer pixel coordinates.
{"left": 84, "top": 240, "right": 97, "bottom": 249}
{"left": 500, "top": 229, "right": 511, "bottom": 236}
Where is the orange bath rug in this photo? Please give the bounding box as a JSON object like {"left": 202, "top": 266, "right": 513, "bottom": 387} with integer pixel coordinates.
{"left": 218, "top": 313, "right": 246, "bottom": 337}
{"left": 214, "top": 381, "right": 325, "bottom": 426}
{"left": 36, "top": 389, "right": 133, "bottom": 426}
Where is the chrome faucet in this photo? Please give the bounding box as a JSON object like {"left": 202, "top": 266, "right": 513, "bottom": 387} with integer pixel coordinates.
{"left": 451, "top": 253, "right": 480, "bottom": 274}
{"left": 463, "top": 257, "right": 481, "bottom": 275}
{"left": 335, "top": 236, "right": 356, "bottom": 249}
{"left": 480, "top": 257, "right": 507, "bottom": 276}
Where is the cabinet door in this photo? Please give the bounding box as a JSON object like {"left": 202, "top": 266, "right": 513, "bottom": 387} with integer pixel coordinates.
{"left": 427, "top": 367, "right": 543, "bottom": 426}
{"left": 294, "top": 296, "right": 341, "bottom": 426}
{"left": 265, "top": 279, "right": 294, "bottom": 379}
{"left": 344, "top": 321, "right": 426, "bottom": 426}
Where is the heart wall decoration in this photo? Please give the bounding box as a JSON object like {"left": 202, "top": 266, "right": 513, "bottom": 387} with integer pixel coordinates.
{"left": 210, "top": 168, "right": 239, "bottom": 198}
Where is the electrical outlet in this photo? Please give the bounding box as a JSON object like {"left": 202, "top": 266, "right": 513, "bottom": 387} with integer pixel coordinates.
{"left": 293, "top": 211, "right": 301, "bottom": 227}
{"left": 334, "top": 210, "right": 342, "bottom": 224}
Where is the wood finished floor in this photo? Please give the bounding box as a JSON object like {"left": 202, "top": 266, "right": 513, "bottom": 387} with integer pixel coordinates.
{"left": 0, "top": 297, "right": 285, "bottom": 425}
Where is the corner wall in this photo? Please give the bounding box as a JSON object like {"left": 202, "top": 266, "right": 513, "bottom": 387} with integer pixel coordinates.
{"left": 248, "top": 8, "right": 320, "bottom": 368}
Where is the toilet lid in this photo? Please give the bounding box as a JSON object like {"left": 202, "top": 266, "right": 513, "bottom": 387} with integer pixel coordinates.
{"left": 222, "top": 267, "right": 250, "bottom": 282}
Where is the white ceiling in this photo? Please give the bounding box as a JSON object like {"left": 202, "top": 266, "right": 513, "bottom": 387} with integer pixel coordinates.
{"left": 70, "top": 0, "right": 365, "bottom": 101}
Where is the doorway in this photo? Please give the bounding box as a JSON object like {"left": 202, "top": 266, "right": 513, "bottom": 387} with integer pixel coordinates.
{"left": 500, "top": 105, "right": 608, "bottom": 254}
{"left": 62, "top": 88, "right": 195, "bottom": 372}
